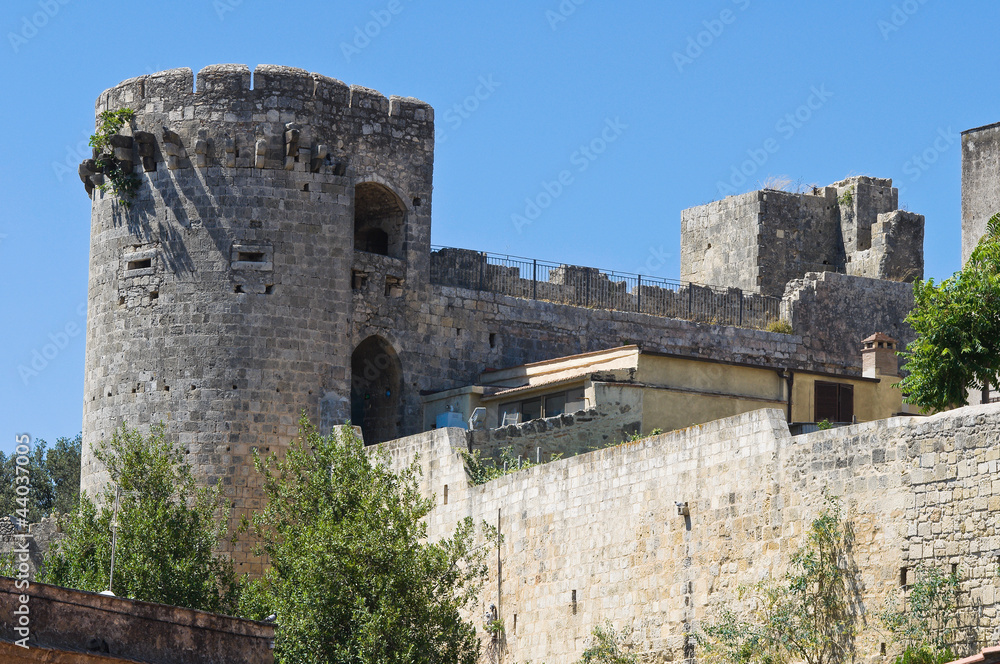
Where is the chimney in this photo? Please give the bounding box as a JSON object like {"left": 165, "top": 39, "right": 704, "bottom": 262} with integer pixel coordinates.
{"left": 861, "top": 333, "right": 898, "bottom": 378}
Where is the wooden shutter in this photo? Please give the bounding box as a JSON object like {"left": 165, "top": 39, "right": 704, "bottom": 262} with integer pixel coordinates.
{"left": 815, "top": 382, "right": 839, "bottom": 422}
{"left": 838, "top": 384, "right": 854, "bottom": 423}
{"left": 815, "top": 381, "right": 854, "bottom": 422}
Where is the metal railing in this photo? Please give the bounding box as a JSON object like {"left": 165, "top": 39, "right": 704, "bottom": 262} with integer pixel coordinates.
{"left": 429, "top": 247, "right": 782, "bottom": 330}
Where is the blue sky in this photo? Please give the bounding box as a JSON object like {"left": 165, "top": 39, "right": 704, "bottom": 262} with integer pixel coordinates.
{"left": 0, "top": 0, "right": 995, "bottom": 453}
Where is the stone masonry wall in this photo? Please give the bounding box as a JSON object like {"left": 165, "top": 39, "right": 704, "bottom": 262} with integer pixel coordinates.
{"left": 681, "top": 177, "right": 920, "bottom": 298}
{"left": 680, "top": 191, "right": 762, "bottom": 293}
{"left": 783, "top": 271, "right": 916, "bottom": 366}
{"left": 467, "top": 403, "right": 640, "bottom": 464}
{"left": 962, "top": 123, "right": 1000, "bottom": 264}
{"left": 382, "top": 403, "right": 1000, "bottom": 664}
{"left": 82, "top": 65, "right": 434, "bottom": 574}
{"left": 0, "top": 516, "right": 63, "bottom": 580}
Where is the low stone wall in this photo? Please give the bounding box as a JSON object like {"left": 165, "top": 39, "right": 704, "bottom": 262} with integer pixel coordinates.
{"left": 467, "top": 406, "right": 640, "bottom": 463}
{"left": 0, "top": 516, "right": 63, "bottom": 579}
{"left": 0, "top": 576, "right": 274, "bottom": 663}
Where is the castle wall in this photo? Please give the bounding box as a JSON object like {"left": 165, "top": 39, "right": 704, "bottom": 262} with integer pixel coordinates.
{"left": 782, "top": 271, "right": 916, "bottom": 366}
{"left": 962, "top": 123, "right": 1000, "bottom": 264}
{"left": 757, "top": 188, "right": 843, "bottom": 296}
{"left": 383, "top": 403, "right": 1000, "bottom": 664}
{"left": 848, "top": 210, "right": 925, "bottom": 283}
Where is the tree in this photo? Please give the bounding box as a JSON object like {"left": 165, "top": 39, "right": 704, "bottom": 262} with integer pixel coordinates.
{"left": 39, "top": 425, "right": 237, "bottom": 614}
{"left": 898, "top": 212, "right": 1000, "bottom": 411}
{"left": 0, "top": 434, "right": 81, "bottom": 523}
{"left": 239, "top": 416, "right": 495, "bottom": 664}
{"left": 697, "top": 498, "right": 858, "bottom": 664}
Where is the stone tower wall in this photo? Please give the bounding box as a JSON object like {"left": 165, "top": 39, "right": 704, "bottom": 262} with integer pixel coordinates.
{"left": 82, "top": 65, "right": 434, "bottom": 573}
{"left": 962, "top": 122, "right": 1000, "bottom": 264}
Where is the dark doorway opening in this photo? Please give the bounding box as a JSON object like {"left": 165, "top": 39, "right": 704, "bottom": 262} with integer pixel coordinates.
{"left": 351, "top": 336, "right": 402, "bottom": 444}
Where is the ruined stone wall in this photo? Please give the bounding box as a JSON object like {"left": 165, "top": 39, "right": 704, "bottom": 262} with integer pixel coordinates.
{"left": 383, "top": 403, "right": 1000, "bottom": 664}
{"left": 756, "top": 188, "right": 842, "bottom": 296}
{"left": 681, "top": 177, "right": 920, "bottom": 298}
{"left": 849, "top": 210, "right": 925, "bottom": 283}
{"left": 962, "top": 123, "right": 1000, "bottom": 264}
{"left": 467, "top": 397, "right": 640, "bottom": 464}
{"left": 0, "top": 517, "right": 62, "bottom": 580}
{"left": 782, "top": 271, "right": 916, "bottom": 365}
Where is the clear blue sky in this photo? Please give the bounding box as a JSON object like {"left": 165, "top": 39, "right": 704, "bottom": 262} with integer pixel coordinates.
{"left": 1, "top": 0, "right": 995, "bottom": 453}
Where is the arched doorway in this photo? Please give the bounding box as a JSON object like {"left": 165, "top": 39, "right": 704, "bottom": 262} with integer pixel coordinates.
{"left": 354, "top": 182, "right": 405, "bottom": 258}
{"left": 350, "top": 336, "right": 402, "bottom": 445}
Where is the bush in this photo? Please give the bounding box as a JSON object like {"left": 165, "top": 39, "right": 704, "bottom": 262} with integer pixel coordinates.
{"left": 765, "top": 319, "right": 794, "bottom": 335}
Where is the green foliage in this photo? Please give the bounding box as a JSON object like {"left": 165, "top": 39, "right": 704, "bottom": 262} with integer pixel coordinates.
{"left": 578, "top": 621, "right": 637, "bottom": 664}
{"left": 0, "top": 434, "right": 81, "bottom": 523}
{"left": 89, "top": 108, "right": 140, "bottom": 207}
{"left": 838, "top": 187, "right": 854, "bottom": 207}
{"left": 39, "top": 425, "right": 237, "bottom": 614}
{"left": 893, "top": 646, "right": 955, "bottom": 664}
{"left": 462, "top": 445, "right": 560, "bottom": 486}
{"left": 239, "top": 416, "right": 496, "bottom": 664}
{"left": 898, "top": 212, "right": 1000, "bottom": 411}
{"left": 817, "top": 419, "right": 833, "bottom": 431}
{"left": 697, "top": 497, "right": 857, "bottom": 664}
{"left": 880, "top": 565, "right": 959, "bottom": 664}
{"left": 765, "top": 319, "right": 794, "bottom": 335}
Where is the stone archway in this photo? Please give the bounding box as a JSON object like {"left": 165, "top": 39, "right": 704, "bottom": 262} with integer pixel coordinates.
{"left": 350, "top": 336, "right": 402, "bottom": 445}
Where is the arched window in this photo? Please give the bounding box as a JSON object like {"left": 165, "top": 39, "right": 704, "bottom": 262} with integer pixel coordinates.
{"left": 350, "top": 336, "right": 402, "bottom": 444}
{"left": 354, "top": 182, "right": 405, "bottom": 258}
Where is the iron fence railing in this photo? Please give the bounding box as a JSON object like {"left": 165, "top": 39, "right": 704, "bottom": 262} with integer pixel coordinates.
{"left": 429, "top": 247, "right": 782, "bottom": 330}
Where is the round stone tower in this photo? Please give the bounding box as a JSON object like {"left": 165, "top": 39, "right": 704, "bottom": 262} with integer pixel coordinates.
{"left": 80, "top": 64, "right": 434, "bottom": 573}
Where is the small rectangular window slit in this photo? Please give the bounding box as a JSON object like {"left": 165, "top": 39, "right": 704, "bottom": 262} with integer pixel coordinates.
{"left": 237, "top": 251, "right": 266, "bottom": 262}
{"left": 127, "top": 258, "right": 152, "bottom": 270}
{"left": 443, "top": 485, "right": 448, "bottom": 505}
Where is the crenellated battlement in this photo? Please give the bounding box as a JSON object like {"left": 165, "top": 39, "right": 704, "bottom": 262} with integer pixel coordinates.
{"left": 81, "top": 64, "right": 434, "bottom": 189}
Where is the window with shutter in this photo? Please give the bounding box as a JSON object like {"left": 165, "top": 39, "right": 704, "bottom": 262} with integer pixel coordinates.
{"left": 814, "top": 381, "right": 854, "bottom": 422}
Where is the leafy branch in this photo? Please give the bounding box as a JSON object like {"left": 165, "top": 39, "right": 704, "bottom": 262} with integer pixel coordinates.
{"left": 89, "top": 108, "right": 140, "bottom": 208}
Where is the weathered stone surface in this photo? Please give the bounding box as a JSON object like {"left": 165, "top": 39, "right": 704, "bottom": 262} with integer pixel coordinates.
{"left": 962, "top": 122, "right": 1000, "bottom": 264}
{"left": 382, "top": 402, "right": 1000, "bottom": 664}
{"left": 680, "top": 177, "right": 922, "bottom": 297}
